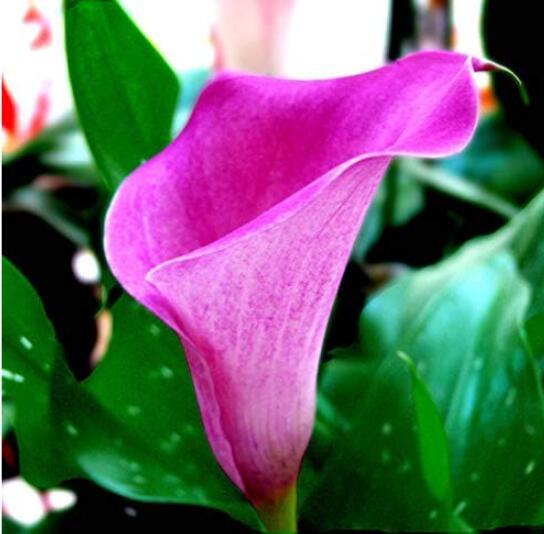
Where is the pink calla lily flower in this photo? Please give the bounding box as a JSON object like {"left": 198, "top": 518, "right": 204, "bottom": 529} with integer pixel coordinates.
{"left": 105, "top": 51, "right": 489, "bottom": 525}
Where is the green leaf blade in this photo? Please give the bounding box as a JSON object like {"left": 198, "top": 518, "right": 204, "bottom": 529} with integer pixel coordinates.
{"left": 64, "top": 0, "right": 180, "bottom": 189}
{"left": 397, "top": 351, "right": 452, "bottom": 505}
{"left": 2, "top": 258, "right": 72, "bottom": 486}
{"left": 301, "top": 193, "right": 544, "bottom": 530}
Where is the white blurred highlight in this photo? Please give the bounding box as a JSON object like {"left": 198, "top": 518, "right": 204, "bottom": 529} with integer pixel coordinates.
{"left": 121, "top": 0, "right": 216, "bottom": 71}
{"left": 44, "top": 488, "right": 77, "bottom": 511}
{"left": 284, "top": 0, "right": 391, "bottom": 78}
{"left": 2, "top": 478, "right": 46, "bottom": 527}
{"left": 2, "top": 478, "right": 77, "bottom": 526}
{"left": 72, "top": 248, "right": 101, "bottom": 284}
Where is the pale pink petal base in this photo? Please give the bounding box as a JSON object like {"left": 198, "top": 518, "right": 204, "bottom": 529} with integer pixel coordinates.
{"left": 105, "top": 51, "right": 487, "bottom": 505}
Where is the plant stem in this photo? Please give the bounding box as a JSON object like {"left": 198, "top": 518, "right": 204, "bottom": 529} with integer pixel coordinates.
{"left": 255, "top": 483, "right": 297, "bottom": 533}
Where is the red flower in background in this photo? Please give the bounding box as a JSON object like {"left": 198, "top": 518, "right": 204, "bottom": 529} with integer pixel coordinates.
{"left": 2, "top": 1, "right": 70, "bottom": 154}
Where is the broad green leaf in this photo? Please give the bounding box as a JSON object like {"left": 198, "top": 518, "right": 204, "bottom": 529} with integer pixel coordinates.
{"left": 360, "top": 255, "right": 544, "bottom": 529}
{"left": 2, "top": 261, "right": 260, "bottom": 530}
{"left": 302, "top": 249, "right": 544, "bottom": 530}
{"left": 526, "top": 313, "right": 544, "bottom": 365}
{"left": 64, "top": 0, "right": 180, "bottom": 189}
{"left": 2, "top": 258, "right": 71, "bottom": 485}
{"left": 303, "top": 350, "right": 462, "bottom": 531}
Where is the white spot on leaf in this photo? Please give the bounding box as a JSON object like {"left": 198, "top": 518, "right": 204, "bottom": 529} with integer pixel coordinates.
{"left": 505, "top": 388, "right": 516, "bottom": 407}
{"left": 2, "top": 369, "right": 25, "bottom": 383}
{"left": 149, "top": 324, "right": 161, "bottom": 336}
{"left": 454, "top": 500, "right": 467, "bottom": 515}
{"left": 65, "top": 423, "right": 79, "bottom": 437}
{"left": 127, "top": 405, "right": 141, "bottom": 416}
{"left": 129, "top": 462, "right": 141, "bottom": 473}
{"left": 160, "top": 366, "right": 174, "bottom": 379}
{"left": 525, "top": 460, "right": 536, "bottom": 475}
{"left": 398, "top": 461, "right": 412, "bottom": 474}
{"left": 19, "top": 336, "right": 33, "bottom": 350}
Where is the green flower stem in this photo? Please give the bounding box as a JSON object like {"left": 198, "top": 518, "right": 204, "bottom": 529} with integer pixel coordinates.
{"left": 255, "top": 483, "right": 297, "bottom": 533}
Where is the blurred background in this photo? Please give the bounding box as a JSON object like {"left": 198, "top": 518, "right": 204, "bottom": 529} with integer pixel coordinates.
{"left": 2, "top": 0, "right": 542, "bottom": 532}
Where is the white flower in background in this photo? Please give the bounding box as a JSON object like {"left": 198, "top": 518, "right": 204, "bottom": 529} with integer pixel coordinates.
{"left": 123, "top": 0, "right": 391, "bottom": 78}
{"left": 120, "top": 0, "right": 216, "bottom": 72}
{"left": 2, "top": 0, "right": 72, "bottom": 154}
{"left": 283, "top": 0, "right": 391, "bottom": 78}
{"left": 214, "top": 0, "right": 295, "bottom": 74}
{"left": 213, "top": 0, "right": 391, "bottom": 77}
{"left": 451, "top": 0, "right": 490, "bottom": 92}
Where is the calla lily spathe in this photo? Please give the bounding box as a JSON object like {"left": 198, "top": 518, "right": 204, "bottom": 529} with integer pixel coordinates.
{"left": 105, "top": 51, "right": 487, "bottom": 507}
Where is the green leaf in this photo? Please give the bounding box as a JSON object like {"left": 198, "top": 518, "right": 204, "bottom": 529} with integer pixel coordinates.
{"left": 2, "top": 258, "right": 71, "bottom": 485}
{"left": 488, "top": 189, "right": 544, "bottom": 318}
{"left": 360, "top": 259, "right": 544, "bottom": 529}
{"left": 439, "top": 112, "right": 544, "bottom": 202}
{"left": 303, "top": 349, "right": 461, "bottom": 531}
{"left": 301, "top": 191, "right": 544, "bottom": 529}
{"left": 401, "top": 158, "right": 519, "bottom": 219}
{"left": 2, "top": 398, "right": 14, "bottom": 437}
{"left": 64, "top": 0, "right": 180, "bottom": 189}
{"left": 396, "top": 351, "right": 452, "bottom": 504}
{"left": 2, "top": 261, "right": 260, "bottom": 530}
{"left": 526, "top": 312, "right": 544, "bottom": 369}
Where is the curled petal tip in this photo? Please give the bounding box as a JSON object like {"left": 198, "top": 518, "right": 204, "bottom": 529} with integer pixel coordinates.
{"left": 471, "top": 56, "right": 529, "bottom": 105}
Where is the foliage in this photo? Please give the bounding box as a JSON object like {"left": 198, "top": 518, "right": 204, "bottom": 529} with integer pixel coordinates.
{"left": 3, "top": 1, "right": 543, "bottom": 531}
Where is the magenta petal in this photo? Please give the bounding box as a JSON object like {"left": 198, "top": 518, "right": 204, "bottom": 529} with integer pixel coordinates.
{"left": 105, "top": 51, "right": 486, "bottom": 504}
